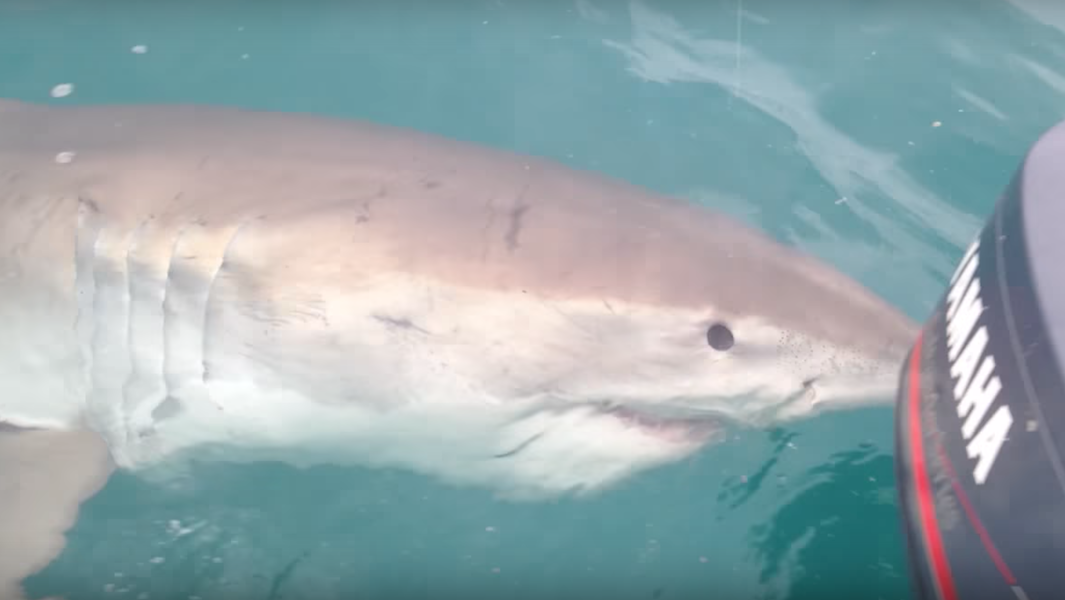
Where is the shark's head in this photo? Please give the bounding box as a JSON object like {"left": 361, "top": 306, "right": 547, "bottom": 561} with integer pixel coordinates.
{"left": 310, "top": 168, "right": 922, "bottom": 499}
{"left": 430, "top": 247, "right": 915, "bottom": 496}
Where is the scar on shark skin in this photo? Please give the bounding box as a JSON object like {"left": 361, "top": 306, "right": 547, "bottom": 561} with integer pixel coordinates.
{"left": 494, "top": 431, "right": 545, "bottom": 459}
{"left": 0, "top": 421, "right": 39, "bottom": 433}
{"left": 503, "top": 204, "right": 530, "bottom": 253}
{"left": 371, "top": 314, "right": 431, "bottom": 335}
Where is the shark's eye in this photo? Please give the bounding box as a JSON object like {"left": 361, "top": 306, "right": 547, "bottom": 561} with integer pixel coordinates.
{"left": 706, "top": 323, "right": 734, "bottom": 351}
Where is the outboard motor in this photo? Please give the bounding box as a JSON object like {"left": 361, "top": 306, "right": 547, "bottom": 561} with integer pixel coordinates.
{"left": 895, "top": 120, "right": 1065, "bottom": 600}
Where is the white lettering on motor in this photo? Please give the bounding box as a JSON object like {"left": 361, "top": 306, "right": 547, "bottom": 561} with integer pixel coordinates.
{"left": 942, "top": 238, "right": 1013, "bottom": 485}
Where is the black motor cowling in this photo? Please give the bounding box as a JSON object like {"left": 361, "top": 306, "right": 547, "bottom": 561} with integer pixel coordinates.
{"left": 895, "top": 120, "right": 1065, "bottom": 600}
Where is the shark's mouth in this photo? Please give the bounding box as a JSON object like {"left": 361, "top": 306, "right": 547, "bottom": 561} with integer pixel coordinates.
{"left": 604, "top": 405, "right": 722, "bottom": 444}
{"left": 580, "top": 378, "right": 821, "bottom": 446}
{"left": 493, "top": 402, "right": 722, "bottom": 460}
{"left": 492, "top": 396, "right": 728, "bottom": 462}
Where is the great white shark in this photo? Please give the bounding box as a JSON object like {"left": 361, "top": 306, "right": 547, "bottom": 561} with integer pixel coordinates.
{"left": 0, "top": 97, "right": 917, "bottom": 595}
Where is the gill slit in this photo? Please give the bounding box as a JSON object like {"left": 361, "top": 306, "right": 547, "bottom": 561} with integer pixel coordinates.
{"left": 73, "top": 197, "right": 102, "bottom": 421}
{"left": 159, "top": 221, "right": 190, "bottom": 409}
{"left": 120, "top": 220, "right": 143, "bottom": 417}
{"left": 201, "top": 218, "right": 254, "bottom": 387}
{"left": 118, "top": 215, "right": 164, "bottom": 441}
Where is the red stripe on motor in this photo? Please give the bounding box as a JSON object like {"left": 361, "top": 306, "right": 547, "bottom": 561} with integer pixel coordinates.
{"left": 935, "top": 440, "right": 1017, "bottom": 584}
{"left": 907, "top": 333, "right": 959, "bottom": 600}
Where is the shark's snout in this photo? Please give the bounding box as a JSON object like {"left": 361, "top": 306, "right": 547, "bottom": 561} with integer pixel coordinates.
{"left": 795, "top": 347, "right": 908, "bottom": 414}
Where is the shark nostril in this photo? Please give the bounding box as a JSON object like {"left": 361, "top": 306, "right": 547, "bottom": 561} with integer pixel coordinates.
{"left": 801, "top": 377, "right": 818, "bottom": 389}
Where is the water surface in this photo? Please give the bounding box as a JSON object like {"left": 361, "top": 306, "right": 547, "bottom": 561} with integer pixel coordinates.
{"left": 2, "top": 0, "right": 1064, "bottom": 598}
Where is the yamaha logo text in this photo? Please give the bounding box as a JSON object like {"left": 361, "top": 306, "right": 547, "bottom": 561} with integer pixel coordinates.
{"left": 942, "top": 237, "right": 1014, "bottom": 485}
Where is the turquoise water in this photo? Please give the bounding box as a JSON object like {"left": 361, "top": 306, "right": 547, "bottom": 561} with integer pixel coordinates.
{"left": 3, "top": 0, "right": 1065, "bottom": 598}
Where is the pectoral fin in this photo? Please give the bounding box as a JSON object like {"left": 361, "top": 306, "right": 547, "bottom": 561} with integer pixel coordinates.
{"left": 0, "top": 427, "right": 114, "bottom": 600}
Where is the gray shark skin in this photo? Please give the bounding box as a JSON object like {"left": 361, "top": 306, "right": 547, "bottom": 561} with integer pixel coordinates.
{"left": 0, "top": 96, "right": 920, "bottom": 487}
{"left": 0, "top": 96, "right": 921, "bottom": 491}
{"left": 0, "top": 96, "right": 917, "bottom": 595}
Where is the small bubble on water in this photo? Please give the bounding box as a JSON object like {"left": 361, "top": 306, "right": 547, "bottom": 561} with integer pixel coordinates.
{"left": 131, "top": 45, "right": 148, "bottom": 54}
{"left": 50, "top": 83, "right": 74, "bottom": 98}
